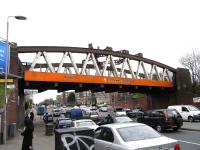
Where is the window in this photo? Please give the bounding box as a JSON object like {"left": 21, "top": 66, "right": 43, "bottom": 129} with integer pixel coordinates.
{"left": 95, "top": 128, "right": 103, "bottom": 140}
{"left": 188, "top": 105, "right": 199, "bottom": 111}
{"left": 95, "top": 127, "right": 114, "bottom": 142}
{"left": 182, "top": 107, "right": 189, "bottom": 112}
{"left": 117, "top": 125, "right": 161, "bottom": 142}
{"left": 150, "top": 111, "right": 159, "bottom": 117}
{"left": 167, "top": 109, "right": 179, "bottom": 117}
{"left": 76, "top": 121, "right": 95, "bottom": 127}
{"left": 102, "top": 128, "right": 114, "bottom": 142}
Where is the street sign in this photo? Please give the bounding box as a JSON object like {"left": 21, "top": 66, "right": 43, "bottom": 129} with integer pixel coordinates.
{"left": 0, "top": 41, "right": 7, "bottom": 73}
{"left": 0, "top": 79, "right": 13, "bottom": 83}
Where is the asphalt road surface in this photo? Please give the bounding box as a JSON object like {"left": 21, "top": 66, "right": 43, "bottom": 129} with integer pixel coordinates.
{"left": 163, "top": 129, "right": 200, "bottom": 150}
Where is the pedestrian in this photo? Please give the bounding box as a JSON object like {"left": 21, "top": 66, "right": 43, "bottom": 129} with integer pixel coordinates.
{"left": 18, "top": 117, "right": 34, "bottom": 150}
{"left": 30, "top": 111, "right": 34, "bottom": 121}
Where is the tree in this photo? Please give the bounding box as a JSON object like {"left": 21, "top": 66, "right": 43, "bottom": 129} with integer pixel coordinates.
{"left": 131, "top": 93, "right": 145, "bottom": 99}
{"left": 180, "top": 50, "right": 200, "bottom": 86}
{"left": 0, "top": 84, "right": 5, "bottom": 108}
{"left": 0, "top": 85, "right": 15, "bottom": 108}
{"left": 67, "top": 92, "right": 76, "bottom": 105}
{"left": 91, "top": 93, "right": 97, "bottom": 106}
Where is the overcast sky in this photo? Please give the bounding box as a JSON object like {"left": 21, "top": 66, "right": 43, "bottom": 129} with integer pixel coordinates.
{"left": 1, "top": 0, "right": 200, "bottom": 103}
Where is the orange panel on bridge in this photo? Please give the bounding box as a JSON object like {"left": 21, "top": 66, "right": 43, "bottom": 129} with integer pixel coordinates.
{"left": 24, "top": 71, "right": 174, "bottom": 88}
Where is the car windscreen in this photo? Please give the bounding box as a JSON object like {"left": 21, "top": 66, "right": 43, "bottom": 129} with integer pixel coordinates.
{"left": 115, "top": 117, "right": 132, "bottom": 123}
{"left": 117, "top": 125, "right": 161, "bottom": 142}
{"left": 76, "top": 121, "right": 95, "bottom": 127}
{"left": 188, "top": 105, "right": 199, "bottom": 111}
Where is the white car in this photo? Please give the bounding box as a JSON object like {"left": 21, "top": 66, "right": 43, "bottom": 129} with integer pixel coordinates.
{"left": 73, "top": 119, "right": 99, "bottom": 130}
{"left": 168, "top": 105, "right": 200, "bottom": 122}
{"left": 99, "top": 106, "right": 108, "bottom": 112}
{"left": 94, "top": 123, "right": 181, "bottom": 150}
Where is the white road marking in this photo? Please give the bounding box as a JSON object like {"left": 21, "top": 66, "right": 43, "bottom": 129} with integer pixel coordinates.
{"left": 179, "top": 140, "right": 200, "bottom": 146}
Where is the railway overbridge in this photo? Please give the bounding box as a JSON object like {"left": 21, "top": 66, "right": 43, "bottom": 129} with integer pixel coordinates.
{"left": 7, "top": 44, "right": 193, "bottom": 126}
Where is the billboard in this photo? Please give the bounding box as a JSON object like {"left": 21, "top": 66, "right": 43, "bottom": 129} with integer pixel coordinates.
{"left": 0, "top": 41, "right": 8, "bottom": 73}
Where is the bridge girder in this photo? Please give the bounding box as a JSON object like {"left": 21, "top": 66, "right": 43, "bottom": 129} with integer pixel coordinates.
{"left": 16, "top": 46, "right": 176, "bottom": 91}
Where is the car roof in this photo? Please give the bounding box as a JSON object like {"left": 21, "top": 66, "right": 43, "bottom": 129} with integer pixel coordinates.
{"left": 58, "top": 118, "right": 71, "bottom": 120}
{"left": 147, "top": 109, "right": 176, "bottom": 111}
{"left": 73, "top": 119, "right": 94, "bottom": 123}
{"left": 101, "top": 122, "right": 145, "bottom": 129}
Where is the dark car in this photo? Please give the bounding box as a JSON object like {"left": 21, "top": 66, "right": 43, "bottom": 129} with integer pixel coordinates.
{"left": 55, "top": 118, "right": 73, "bottom": 129}
{"left": 126, "top": 109, "right": 144, "bottom": 119}
{"left": 98, "top": 115, "right": 133, "bottom": 125}
{"left": 137, "top": 109, "right": 183, "bottom": 132}
{"left": 43, "top": 112, "right": 53, "bottom": 123}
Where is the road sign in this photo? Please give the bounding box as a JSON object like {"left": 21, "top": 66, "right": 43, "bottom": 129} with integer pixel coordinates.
{"left": 0, "top": 41, "right": 7, "bottom": 73}
{"left": 0, "top": 79, "right": 13, "bottom": 83}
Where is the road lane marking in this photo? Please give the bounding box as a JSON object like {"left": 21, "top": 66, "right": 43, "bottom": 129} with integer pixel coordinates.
{"left": 179, "top": 140, "right": 200, "bottom": 146}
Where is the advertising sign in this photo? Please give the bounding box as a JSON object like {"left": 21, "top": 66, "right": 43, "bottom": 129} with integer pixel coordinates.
{"left": 0, "top": 41, "right": 7, "bottom": 73}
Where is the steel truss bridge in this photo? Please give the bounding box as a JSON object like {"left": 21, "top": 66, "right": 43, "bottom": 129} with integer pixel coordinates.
{"left": 16, "top": 46, "right": 176, "bottom": 93}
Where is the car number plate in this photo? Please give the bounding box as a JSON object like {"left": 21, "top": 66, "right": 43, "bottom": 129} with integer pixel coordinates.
{"left": 158, "top": 146, "right": 174, "bottom": 150}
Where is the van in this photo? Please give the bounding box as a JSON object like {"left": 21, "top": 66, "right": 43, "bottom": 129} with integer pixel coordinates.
{"left": 168, "top": 105, "right": 200, "bottom": 122}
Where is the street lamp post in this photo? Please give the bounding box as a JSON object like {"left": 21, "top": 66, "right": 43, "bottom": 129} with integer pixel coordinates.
{"left": 3, "top": 15, "right": 27, "bottom": 144}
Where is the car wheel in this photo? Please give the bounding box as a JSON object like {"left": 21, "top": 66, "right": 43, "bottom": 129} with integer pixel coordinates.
{"left": 156, "top": 124, "right": 163, "bottom": 132}
{"left": 173, "top": 127, "right": 179, "bottom": 131}
{"left": 188, "top": 116, "right": 193, "bottom": 122}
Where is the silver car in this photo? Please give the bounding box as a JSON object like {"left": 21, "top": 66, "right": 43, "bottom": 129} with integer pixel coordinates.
{"left": 94, "top": 123, "right": 181, "bottom": 150}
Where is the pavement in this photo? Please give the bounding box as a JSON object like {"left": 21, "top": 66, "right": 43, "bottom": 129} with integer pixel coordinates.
{"left": 0, "top": 116, "right": 199, "bottom": 150}
{"left": 0, "top": 115, "right": 55, "bottom": 150}
{"left": 181, "top": 121, "right": 200, "bottom": 131}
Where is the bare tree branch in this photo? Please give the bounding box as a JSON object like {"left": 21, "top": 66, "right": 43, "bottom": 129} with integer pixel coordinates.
{"left": 179, "top": 50, "right": 200, "bottom": 86}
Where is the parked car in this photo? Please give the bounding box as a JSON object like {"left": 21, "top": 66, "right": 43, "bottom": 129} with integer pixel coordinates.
{"left": 66, "top": 108, "right": 83, "bottom": 119}
{"left": 99, "top": 106, "right": 108, "bottom": 112}
{"left": 168, "top": 105, "right": 200, "bottom": 122}
{"left": 98, "top": 115, "right": 133, "bottom": 125}
{"left": 137, "top": 109, "right": 183, "bottom": 132}
{"left": 114, "top": 108, "right": 126, "bottom": 116}
{"left": 94, "top": 123, "right": 181, "bottom": 150}
{"left": 73, "top": 119, "right": 99, "bottom": 130}
{"left": 53, "top": 108, "right": 61, "bottom": 117}
{"left": 89, "top": 111, "right": 99, "bottom": 122}
{"left": 43, "top": 112, "right": 54, "bottom": 123}
{"left": 126, "top": 109, "right": 144, "bottom": 118}
{"left": 55, "top": 118, "right": 73, "bottom": 129}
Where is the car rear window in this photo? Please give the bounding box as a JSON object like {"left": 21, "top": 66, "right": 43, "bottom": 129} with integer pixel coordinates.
{"left": 167, "top": 109, "right": 180, "bottom": 117}
{"left": 115, "top": 108, "right": 123, "bottom": 111}
{"left": 117, "top": 125, "right": 161, "bottom": 142}
{"left": 59, "top": 120, "right": 72, "bottom": 125}
{"left": 90, "top": 112, "right": 98, "bottom": 115}
{"left": 77, "top": 121, "right": 95, "bottom": 127}
{"left": 115, "top": 117, "right": 132, "bottom": 123}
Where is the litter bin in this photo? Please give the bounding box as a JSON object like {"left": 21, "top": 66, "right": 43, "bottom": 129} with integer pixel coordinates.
{"left": 9, "top": 123, "right": 16, "bottom": 137}
{"left": 45, "top": 123, "right": 54, "bottom": 136}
